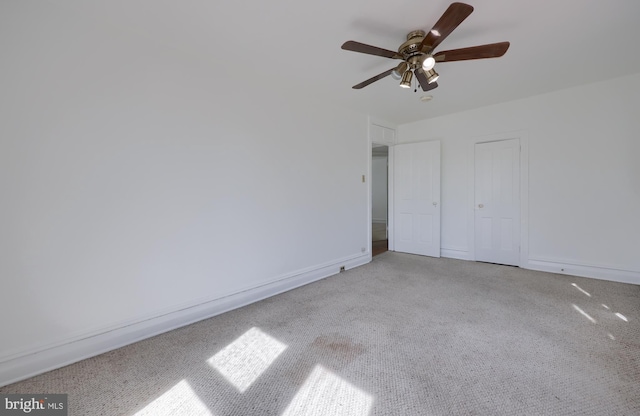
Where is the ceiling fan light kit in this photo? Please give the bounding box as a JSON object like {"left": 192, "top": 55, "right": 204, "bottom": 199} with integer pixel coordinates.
{"left": 399, "top": 70, "right": 413, "bottom": 88}
{"left": 422, "top": 55, "right": 436, "bottom": 71}
{"left": 425, "top": 69, "right": 439, "bottom": 84}
{"left": 341, "top": 2, "right": 510, "bottom": 93}
{"left": 391, "top": 62, "right": 408, "bottom": 80}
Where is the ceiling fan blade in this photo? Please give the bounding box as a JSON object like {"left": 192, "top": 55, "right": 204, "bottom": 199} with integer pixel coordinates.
{"left": 342, "top": 41, "right": 402, "bottom": 59}
{"left": 415, "top": 69, "right": 439, "bottom": 92}
{"left": 434, "top": 42, "right": 510, "bottom": 62}
{"left": 352, "top": 68, "right": 395, "bottom": 89}
{"left": 420, "top": 2, "right": 474, "bottom": 54}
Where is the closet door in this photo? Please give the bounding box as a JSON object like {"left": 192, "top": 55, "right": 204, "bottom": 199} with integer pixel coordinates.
{"left": 393, "top": 141, "right": 441, "bottom": 257}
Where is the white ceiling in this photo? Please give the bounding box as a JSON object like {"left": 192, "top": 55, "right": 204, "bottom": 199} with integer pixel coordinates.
{"left": 56, "top": 0, "right": 640, "bottom": 124}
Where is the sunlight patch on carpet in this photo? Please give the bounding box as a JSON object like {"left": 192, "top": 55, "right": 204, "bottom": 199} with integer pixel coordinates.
{"left": 572, "top": 304, "right": 597, "bottom": 324}
{"left": 571, "top": 283, "right": 591, "bottom": 297}
{"left": 614, "top": 312, "right": 628, "bottom": 322}
{"left": 134, "top": 379, "right": 213, "bottom": 416}
{"left": 282, "top": 365, "right": 373, "bottom": 416}
{"left": 207, "top": 327, "right": 287, "bottom": 393}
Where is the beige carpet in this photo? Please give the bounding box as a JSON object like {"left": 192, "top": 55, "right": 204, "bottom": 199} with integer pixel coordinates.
{"left": 2, "top": 253, "right": 639, "bottom": 415}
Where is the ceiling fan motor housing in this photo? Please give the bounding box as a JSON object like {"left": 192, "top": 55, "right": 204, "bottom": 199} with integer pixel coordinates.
{"left": 398, "top": 30, "right": 428, "bottom": 68}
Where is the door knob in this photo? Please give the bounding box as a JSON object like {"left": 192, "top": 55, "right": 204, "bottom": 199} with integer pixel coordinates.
{"left": 478, "top": 203, "right": 484, "bottom": 208}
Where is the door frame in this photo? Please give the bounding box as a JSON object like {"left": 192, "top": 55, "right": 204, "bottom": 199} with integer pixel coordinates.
{"left": 467, "top": 130, "right": 529, "bottom": 266}
{"left": 368, "top": 117, "right": 396, "bottom": 257}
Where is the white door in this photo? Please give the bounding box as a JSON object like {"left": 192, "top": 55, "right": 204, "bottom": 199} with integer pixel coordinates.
{"left": 474, "top": 139, "right": 520, "bottom": 266}
{"left": 393, "top": 141, "right": 441, "bottom": 257}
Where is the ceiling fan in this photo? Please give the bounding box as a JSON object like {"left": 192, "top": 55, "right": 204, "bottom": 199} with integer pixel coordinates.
{"left": 341, "top": 2, "right": 510, "bottom": 91}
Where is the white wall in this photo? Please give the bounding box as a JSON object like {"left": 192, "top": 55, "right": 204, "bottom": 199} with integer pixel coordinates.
{"left": 0, "top": 2, "right": 369, "bottom": 384}
{"left": 399, "top": 73, "right": 640, "bottom": 284}
{"left": 371, "top": 156, "right": 388, "bottom": 223}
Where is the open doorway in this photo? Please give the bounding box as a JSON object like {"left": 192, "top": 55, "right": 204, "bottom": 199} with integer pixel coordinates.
{"left": 372, "top": 144, "right": 388, "bottom": 256}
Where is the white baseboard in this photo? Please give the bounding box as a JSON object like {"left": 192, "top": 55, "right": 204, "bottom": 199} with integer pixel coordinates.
{"left": 441, "top": 247, "right": 471, "bottom": 261}
{"left": 0, "top": 253, "right": 370, "bottom": 388}
{"left": 526, "top": 257, "right": 640, "bottom": 285}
